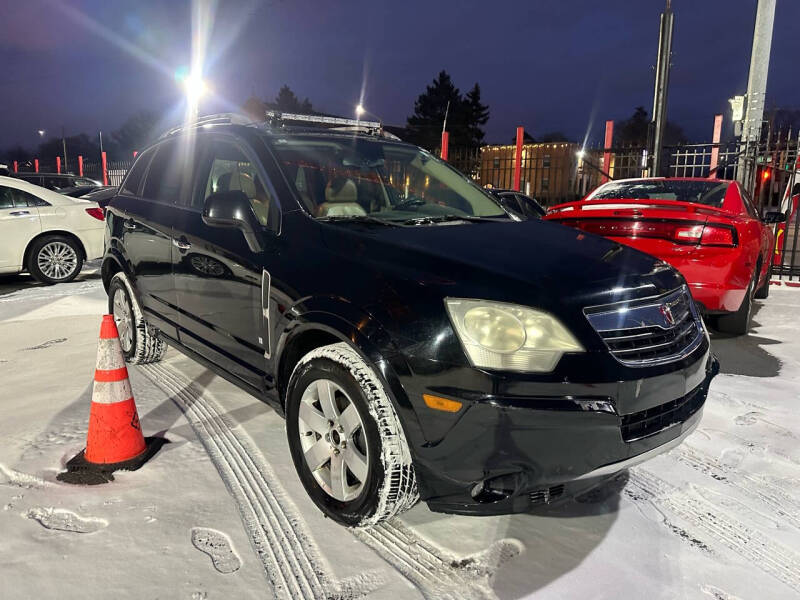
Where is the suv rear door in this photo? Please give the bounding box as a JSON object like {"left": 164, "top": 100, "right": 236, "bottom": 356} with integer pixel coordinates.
{"left": 115, "top": 141, "right": 188, "bottom": 339}
{"left": 171, "top": 134, "right": 279, "bottom": 390}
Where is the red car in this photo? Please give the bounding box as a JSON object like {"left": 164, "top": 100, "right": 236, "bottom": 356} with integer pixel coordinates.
{"left": 545, "top": 177, "right": 786, "bottom": 335}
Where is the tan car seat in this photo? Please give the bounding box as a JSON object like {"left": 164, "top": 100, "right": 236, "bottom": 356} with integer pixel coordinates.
{"left": 317, "top": 178, "right": 366, "bottom": 217}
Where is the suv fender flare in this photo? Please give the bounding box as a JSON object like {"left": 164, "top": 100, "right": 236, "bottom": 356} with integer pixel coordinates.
{"left": 275, "top": 300, "right": 426, "bottom": 455}
{"left": 101, "top": 250, "right": 145, "bottom": 315}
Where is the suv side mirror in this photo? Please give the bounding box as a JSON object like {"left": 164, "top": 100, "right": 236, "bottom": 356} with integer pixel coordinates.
{"left": 762, "top": 211, "right": 787, "bottom": 224}
{"left": 202, "top": 190, "right": 263, "bottom": 252}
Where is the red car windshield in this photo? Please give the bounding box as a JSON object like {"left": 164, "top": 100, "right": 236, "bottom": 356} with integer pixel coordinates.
{"left": 590, "top": 180, "right": 728, "bottom": 208}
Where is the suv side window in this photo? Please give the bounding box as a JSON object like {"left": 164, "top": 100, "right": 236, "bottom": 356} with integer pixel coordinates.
{"left": 121, "top": 148, "right": 155, "bottom": 196}
{"left": 43, "top": 176, "right": 67, "bottom": 190}
{"left": 142, "top": 140, "right": 188, "bottom": 204}
{"left": 196, "top": 139, "right": 275, "bottom": 227}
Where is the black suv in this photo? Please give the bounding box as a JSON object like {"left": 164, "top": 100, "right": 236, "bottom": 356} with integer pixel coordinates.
{"left": 102, "top": 113, "right": 718, "bottom": 527}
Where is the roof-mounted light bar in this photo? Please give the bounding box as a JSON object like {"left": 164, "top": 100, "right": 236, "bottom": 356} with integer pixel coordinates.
{"left": 265, "top": 111, "right": 381, "bottom": 131}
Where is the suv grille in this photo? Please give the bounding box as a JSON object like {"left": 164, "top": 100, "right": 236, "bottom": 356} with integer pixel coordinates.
{"left": 584, "top": 287, "right": 704, "bottom": 366}
{"left": 621, "top": 384, "right": 707, "bottom": 442}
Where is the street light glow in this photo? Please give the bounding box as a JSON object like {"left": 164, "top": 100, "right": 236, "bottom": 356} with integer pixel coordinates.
{"left": 38, "top": 129, "right": 45, "bottom": 137}
{"left": 355, "top": 104, "right": 365, "bottom": 117}
{"left": 576, "top": 149, "right": 585, "bottom": 159}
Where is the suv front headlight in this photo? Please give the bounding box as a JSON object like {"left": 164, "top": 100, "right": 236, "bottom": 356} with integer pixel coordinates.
{"left": 445, "top": 298, "right": 584, "bottom": 372}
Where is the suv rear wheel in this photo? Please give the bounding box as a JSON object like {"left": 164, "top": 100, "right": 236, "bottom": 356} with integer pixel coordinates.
{"left": 108, "top": 272, "right": 166, "bottom": 364}
{"left": 286, "top": 342, "right": 418, "bottom": 527}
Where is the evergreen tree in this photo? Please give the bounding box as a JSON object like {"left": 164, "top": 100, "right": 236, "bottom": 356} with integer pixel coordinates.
{"left": 464, "top": 83, "right": 489, "bottom": 146}
{"left": 405, "top": 71, "right": 489, "bottom": 150}
{"left": 274, "top": 85, "right": 314, "bottom": 114}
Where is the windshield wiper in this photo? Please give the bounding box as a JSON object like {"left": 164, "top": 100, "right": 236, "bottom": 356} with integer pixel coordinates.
{"left": 400, "top": 214, "right": 505, "bottom": 226}
{"left": 318, "top": 215, "right": 400, "bottom": 227}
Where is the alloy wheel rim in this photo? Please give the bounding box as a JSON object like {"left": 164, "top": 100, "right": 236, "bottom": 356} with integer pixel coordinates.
{"left": 298, "top": 378, "right": 370, "bottom": 502}
{"left": 112, "top": 288, "right": 134, "bottom": 353}
{"left": 37, "top": 241, "right": 77, "bottom": 281}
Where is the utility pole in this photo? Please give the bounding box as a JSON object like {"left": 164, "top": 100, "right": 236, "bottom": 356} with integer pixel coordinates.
{"left": 61, "top": 126, "right": 68, "bottom": 173}
{"left": 650, "top": 0, "right": 675, "bottom": 177}
{"left": 738, "top": 0, "right": 777, "bottom": 187}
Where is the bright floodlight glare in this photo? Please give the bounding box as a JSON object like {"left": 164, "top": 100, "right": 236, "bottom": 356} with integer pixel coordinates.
{"left": 355, "top": 104, "right": 365, "bottom": 117}
{"left": 183, "top": 74, "right": 208, "bottom": 103}
{"left": 38, "top": 130, "right": 45, "bottom": 136}
{"left": 576, "top": 149, "right": 585, "bottom": 159}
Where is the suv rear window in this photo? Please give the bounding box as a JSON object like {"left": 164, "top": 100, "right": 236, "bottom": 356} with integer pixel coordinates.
{"left": 121, "top": 148, "right": 154, "bottom": 196}
{"left": 590, "top": 180, "right": 729, "bottom": 208}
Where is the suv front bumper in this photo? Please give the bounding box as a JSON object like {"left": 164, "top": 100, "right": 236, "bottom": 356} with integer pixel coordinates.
{"left": 401, "top": 348, "right": 718, "bottom": 516}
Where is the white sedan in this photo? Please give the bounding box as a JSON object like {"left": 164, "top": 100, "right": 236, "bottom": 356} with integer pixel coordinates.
{"left": 0, "top": 175, "right": 105, "bottom": 284}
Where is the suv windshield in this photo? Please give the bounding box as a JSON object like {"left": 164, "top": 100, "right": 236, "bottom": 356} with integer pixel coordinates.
{"left": 590, "top": 179, "right": 729, "bottom": 208}
{"left": 270, "top": 136, "right": 506, "bottom": 222}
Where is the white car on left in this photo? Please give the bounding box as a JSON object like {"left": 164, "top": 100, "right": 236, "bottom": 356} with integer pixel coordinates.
{"left": 0, "top": 175, "right": 105, "bottom": 284}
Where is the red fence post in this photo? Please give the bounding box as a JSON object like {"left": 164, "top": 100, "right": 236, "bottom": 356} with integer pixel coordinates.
{"left": 601, "top": 120, "right": 614, "bottom": 183}
{"left": 440, "top": 133, "right": 449, "bottom": 161}
{"left": 708, "top": 114, "right": 723, "bottom": 177}
{"left": 101, "top": 151, "right": 108, "bottom": 185}
{"left": 56, "top": 156, "right": 61, "bottom": 174}
{"left": 13, "top": 161, "right": 18, "bottom": 173}
{"left": 78, "top": 155, "right": 83, "bottom": 176}
{"left": 513, "top": 127, "right": 524, "bottom": 191}
{"left": 34, "top": 159, "right": 39, "bottom": 173}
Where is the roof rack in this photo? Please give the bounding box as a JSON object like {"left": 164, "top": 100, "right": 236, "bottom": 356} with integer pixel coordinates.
{"left": 158, "top": 113, "right": 255, "bottom": 140}
{"left": 265, "top": 111, "right": 383, "bottom": 135}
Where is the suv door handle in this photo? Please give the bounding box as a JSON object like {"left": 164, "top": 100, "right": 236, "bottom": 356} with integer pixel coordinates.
{"left": 123, "top": 221, "right": 139, "bottom": 231}
{"left": 172, "top": 238, "right": 191, "bottom": 251}
{"left": 9, "top": 210, "right": 30, "bottom": 216}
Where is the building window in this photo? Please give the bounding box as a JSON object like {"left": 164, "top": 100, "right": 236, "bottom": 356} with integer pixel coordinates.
{"left": 543, "top": 154, "right": 551, "bottom": 168}
{"left": 542, "top": 177, "right": 550, "bottom": 191}
{"left": 493, "top": 157, "right": 500, "bottom": 169}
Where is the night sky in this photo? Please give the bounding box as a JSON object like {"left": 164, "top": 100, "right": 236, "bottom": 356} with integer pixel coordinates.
{"left": 2, "top": 0, "right": 799, "bottom": 151}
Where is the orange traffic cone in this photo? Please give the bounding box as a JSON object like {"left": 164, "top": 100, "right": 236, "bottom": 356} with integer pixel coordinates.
{"left": 59, "top": 315, "right": 161, "bottom": 484}
{"left": 84, "top": 315, "right": 146, "bottom": 464}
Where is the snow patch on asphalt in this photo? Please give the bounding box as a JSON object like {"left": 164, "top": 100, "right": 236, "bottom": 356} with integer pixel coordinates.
{"left": 25, "top": 507, "right": 107, "bottom": 533}
{"left": 0, "top": 279, "right": 102, "bottom": 304}
{"left": 191, "top": 527, "right": 242, "bottom": 574}
{"left": 0, "top": 463, "right": 48, "bottom": 488}
{"left": 353, "top": 520, "right": 522, "bottom": 600}
{"left": 141, "top": 361, "right": 386, "bottom": 600}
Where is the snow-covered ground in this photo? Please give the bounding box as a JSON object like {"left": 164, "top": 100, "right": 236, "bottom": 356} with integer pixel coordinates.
{"left": 1, "top": 266, "right": 799, "bottom": 599}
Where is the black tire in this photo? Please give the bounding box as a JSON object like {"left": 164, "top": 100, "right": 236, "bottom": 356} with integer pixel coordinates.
{"left": 286, "top": 343, "right": 418, "bottom": 527}
{"left": 715, "top": 273, "right": 755, "bottom": 336}
{"left": 108, "top": 272, "right": 166, "bottom": 364}
{"left": 754, "top": 262, "right": 771, "bottom": 299}
{"left": 27, "top": 235, "right": 83, "bottom": 284}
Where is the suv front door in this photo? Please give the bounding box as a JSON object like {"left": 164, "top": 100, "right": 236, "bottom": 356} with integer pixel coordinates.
{"left": 172, "top": 135, "right": 279, "bottom": 391}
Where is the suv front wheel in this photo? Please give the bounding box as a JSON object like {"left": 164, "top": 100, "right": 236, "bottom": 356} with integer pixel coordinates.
{"left": 286, "top": 342, "right": 418, "bottom": 527}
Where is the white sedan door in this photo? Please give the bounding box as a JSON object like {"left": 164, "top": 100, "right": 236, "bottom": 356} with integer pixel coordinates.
{"left": 0, "top": 184, "right": 41, "bottom": 271}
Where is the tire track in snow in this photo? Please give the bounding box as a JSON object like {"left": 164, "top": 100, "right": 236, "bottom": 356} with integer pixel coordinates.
{"left": 353, "top": 520, "right": 522, "bottom": 600}
{"left": 143, "top": 361, "right": 522, "bottom": 600}
{"left": 628, "top": 467, "right": 800, "bottom": 593}
{"left": 141, "top": 362, "right": 384, "bottom": 600}
{"left": 673, "top": 444, "right": 800, "bottom": 531}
